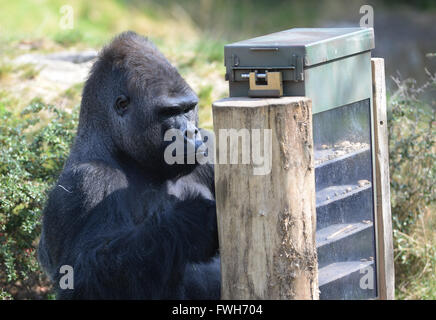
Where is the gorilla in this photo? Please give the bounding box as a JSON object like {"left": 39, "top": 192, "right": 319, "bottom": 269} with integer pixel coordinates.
{"left": 38, "top": 31, "right": 220, "bottom": 299}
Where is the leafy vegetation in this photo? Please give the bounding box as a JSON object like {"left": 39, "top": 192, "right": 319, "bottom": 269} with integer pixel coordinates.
{"left": 0, "top": 102, "right": 78, "bottom": 298}
{"left": 388, "top": 71, "right": 436, "bottom": 299}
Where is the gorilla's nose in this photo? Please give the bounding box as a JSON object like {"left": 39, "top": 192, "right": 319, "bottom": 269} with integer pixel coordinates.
{"left": 184, "top": 122, "right": 203, "bottom": 151}
{"left": 185, "top": 122, "right": 202, "bottom": 140}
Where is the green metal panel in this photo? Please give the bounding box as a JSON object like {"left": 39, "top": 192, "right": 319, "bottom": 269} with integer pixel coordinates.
{"left": 225, "top": 27, "right": 375, "bottom": 109}
{"left": 226, "top": 28, "right": 374, "bottom": 66}
{"left": 305, "top": 51, "right": 373, "bottom": 114}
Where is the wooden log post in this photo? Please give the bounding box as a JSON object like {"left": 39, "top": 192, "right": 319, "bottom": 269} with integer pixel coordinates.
{"left": 212, "top": 97, "right": 318, "bottom": 300}
{"left": 371, "top": 58, "right": 395, "bottom": 300}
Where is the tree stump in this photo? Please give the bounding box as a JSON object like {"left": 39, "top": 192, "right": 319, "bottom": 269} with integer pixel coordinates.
{"left": 212, "top": 97, "right": 318, "bottom": 299}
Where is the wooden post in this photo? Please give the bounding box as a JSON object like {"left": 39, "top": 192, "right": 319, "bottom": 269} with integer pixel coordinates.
{"left": 371, "top": 58, "right": 395, "bottom": 300}
{"left": 212, "top": 97, "right": 318, "bottom": 300}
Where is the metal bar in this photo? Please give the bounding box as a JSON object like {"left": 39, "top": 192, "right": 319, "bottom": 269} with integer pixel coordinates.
{"left": 249, "top": 47, "right": 279, "bottom": 51}
{"left": 231, "top": 66, "right": 295, "bottom": 70}
{"left": 241, "top": 73, "right": 267, "bottom": 79}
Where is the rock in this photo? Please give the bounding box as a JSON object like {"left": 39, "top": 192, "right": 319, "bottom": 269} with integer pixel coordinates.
{"left": 10, "top": 50, "right": 97, "bottom": 105}
{"left": 44, "top": 50, "right": 98, "bottom": 64}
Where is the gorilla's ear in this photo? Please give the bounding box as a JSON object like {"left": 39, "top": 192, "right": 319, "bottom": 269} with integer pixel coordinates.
{"left": 114, "top": 95, "right": 130, "bottom": 116}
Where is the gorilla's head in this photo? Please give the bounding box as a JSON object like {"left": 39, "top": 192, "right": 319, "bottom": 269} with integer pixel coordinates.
{"left": 79, "top": 31, "right": 204, "bottom": 179}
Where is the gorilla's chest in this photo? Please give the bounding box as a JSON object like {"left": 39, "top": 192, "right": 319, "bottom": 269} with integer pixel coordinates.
{"left": 126, "top": 173, "right": 213, "bottom": 225}
{"left": 127, "top": 185, "right": 179, "bottom": 225}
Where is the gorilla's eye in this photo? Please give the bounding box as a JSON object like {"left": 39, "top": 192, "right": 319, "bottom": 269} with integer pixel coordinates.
{"left": 159, "top": 101, "right": 197, "bottom": 118}
{"left": 159, "top": 106, "right": 184, "bottom": 117}
{"left": 115, "top": 95, "right": 130, "bottom": 116}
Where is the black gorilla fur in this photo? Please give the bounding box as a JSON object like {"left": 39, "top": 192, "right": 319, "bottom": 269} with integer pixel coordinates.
{"left": 38, "top": 31, "right": 220, "bottom": 299}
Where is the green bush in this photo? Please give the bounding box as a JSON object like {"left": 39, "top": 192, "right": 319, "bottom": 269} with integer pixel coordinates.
{"left": 54, "top": 30, "right": 84, "bottom": 47}
{"left": 388, "top": 71, "right": 435, "bottom": 233}
{"left": 388, "top": 70, "right": 436, "bottom": 298}
{"left": 0, "top": 102, "right": 78, "bottom": 299}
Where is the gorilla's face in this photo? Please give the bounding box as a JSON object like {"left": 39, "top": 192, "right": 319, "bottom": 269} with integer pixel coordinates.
{"left": 107, "top": 50, "right": 204, "bottom": 179}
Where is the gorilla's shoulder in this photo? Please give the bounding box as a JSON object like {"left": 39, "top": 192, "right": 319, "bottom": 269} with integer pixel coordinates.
{"left": 61, "top": 160, "right": 127, "bottom": 189}
{"left": 48, "top": 161, "right": 129, "bottom": 212}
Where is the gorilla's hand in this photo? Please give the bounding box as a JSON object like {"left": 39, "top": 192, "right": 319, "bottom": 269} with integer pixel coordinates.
{"left": 173, "top": 197, "right": 218, "bottom": 263}
{"left": 184, "top": 255, "right": 221, "bottom": 299}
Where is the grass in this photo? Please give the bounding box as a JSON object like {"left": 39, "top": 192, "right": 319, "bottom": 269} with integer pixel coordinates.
{"left": 0, "top": 61, "right": 14, "bottom": 80}
{"left": 17, "top": 63, "right": 41, "bottom": 80}
{"left": 1, "top": 61, "right": 41, "bottom": 83}
{"left": 0, "top": 90, "right": 18, "bottom": 113}
{"left": 63, "top": 83, "right": 84, "bottom": 102}
{"left": 395, "top": 207, "right": 436, "bottom": 299}
{"left": 0, "top": 0, "right": 201, "bottom": 48}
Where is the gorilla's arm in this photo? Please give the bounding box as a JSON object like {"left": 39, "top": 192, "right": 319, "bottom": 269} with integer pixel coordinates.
{"left": 191, "top": 162, "right": 215, "bottom": 197}
{"left": 167, "top": 163, "right": 215, "bottom": 202}
{"left": 39, "top": 162, "right": 218, "bottom": 299}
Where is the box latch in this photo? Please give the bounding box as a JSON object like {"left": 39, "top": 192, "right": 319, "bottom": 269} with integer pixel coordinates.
{"left": 246, "top": 71, "right": 283, "bottom": 97}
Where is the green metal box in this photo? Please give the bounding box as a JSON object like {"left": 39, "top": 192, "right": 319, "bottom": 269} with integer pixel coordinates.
{"left": 225, "top": 28, "right": 379, "bottom": 300}
{"left": 225, "top": 28, "right": 374, "bottom": 114}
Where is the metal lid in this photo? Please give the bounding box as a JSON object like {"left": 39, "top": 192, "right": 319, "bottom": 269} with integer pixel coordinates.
{"left": 225, "top": 28, "right": 375, "bottom": 66}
